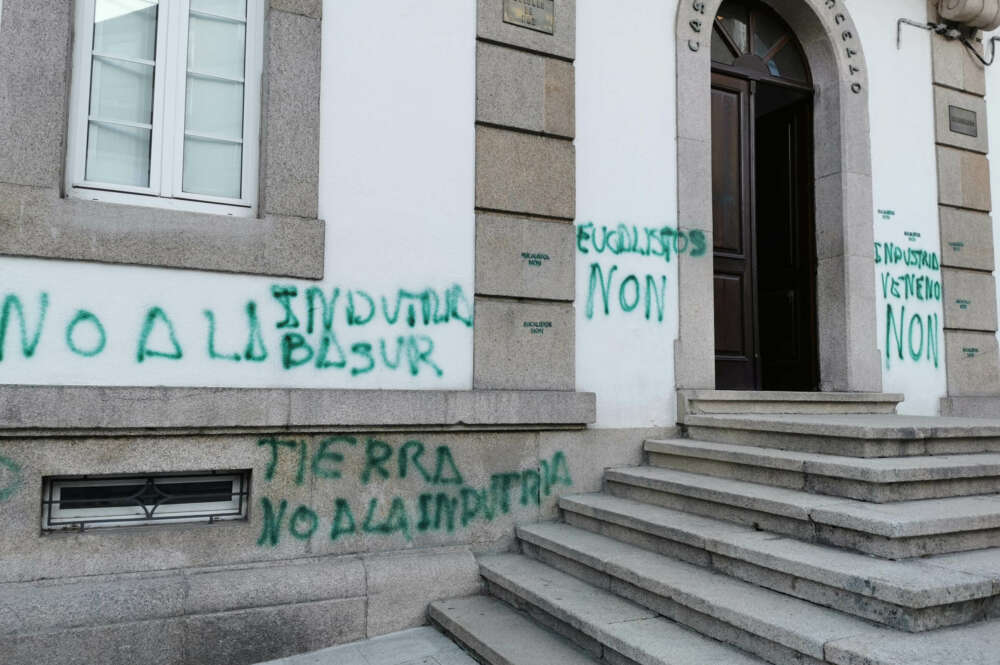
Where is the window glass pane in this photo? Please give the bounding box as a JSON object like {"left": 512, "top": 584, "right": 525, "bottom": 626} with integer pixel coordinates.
{"left": 716, "top": 3, "right": 748, "bottom": 54}
{"left": 770, "top": 44, "right": 808, "bottom": 82}
{"left": 60, "top": 483, "right": 145, "bottom": 510}
{"left": 86, "top": 0, "right": 156, "bottom": 188}
{"left": 187, "top": 14, "right": 246, "bottom": 80}
{"left": 183, "top": 7, "right": 247, "bottom": 199}
{"left": 190, "top": 0, "right": 246, "bottom": 19}
{"left": 93, "top": 0, "right": 158, "bottom": 61}
{"left": 711, "top": 28, "right": 736, "bottom": 65}
{"left": 156, "top": 480, "right": 234, "bottom": 505}
{"left": 186, "top": 77, "right": 244, "bottom": 139}
{"left": 85, "top": 122, "right": 151, "bottom": 187}
{"left": 752, "top": 11, "right": 786, "bottom": 58}
{"left": 89, "top": 57, "right": 154, "bottom": 124}
{"left": 183, "top": 137, "right": 242, "bottom": 198}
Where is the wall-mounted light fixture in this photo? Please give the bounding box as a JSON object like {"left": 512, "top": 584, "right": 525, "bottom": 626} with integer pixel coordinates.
{"left": 898, "top": 0, "right": 1000, "bottom": 65}
{"left": 938, "top": 0, "right": 1000, "bottom": 30}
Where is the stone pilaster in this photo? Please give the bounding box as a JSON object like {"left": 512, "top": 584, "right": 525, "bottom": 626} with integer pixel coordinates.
{"left": 473, "top": 0, "right": 576, "bottom": 390}
{"left": 928, "top": 3, "right": 1000, "bottom": 406}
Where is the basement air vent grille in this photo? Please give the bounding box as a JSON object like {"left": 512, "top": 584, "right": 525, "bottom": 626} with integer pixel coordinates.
{"left": 42, "top": 471, "right": 250, "bottom": 531}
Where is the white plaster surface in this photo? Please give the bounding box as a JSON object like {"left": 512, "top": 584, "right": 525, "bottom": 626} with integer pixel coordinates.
{"left": 576, "top": 0, "right": 943, "bottom": 425}
{"left": 0, "top": 0, "right": 475, "bottom": 390}
{"left": 0, "top": 0, "right": 958, "bottom": 424}
{"left": 849, "top": 0, "right": 945, "bottom": 415}
{"left": 575, "top": 0, "right": 679, "bottom": 428}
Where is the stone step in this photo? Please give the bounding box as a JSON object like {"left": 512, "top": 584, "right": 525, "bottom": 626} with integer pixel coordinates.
{"left": 682, "top": 414, "right": 1000, "bottom": 457}
{"left": 678, "top": 390, "right": 902, "bottom": 417}
{"left": 556, "top": 492, "right": 1000, "bottom": 631}
{"left": 645, "top": 438, "right": 1000, "bottom": 502}
{"left": 505, "top": 525, "right": 885, "bottom": 665}
{"left": 941, "top": 395, "right": 1000, "bottom": 418}
{"left": 514, "top": 523, "right": 1000, "bottom": 665}
{"left": 476, "top": 554, "right": 769, "bottom": 665}
{"left": 605, "top": 466, "right": 1000, "bottom": 558}
{"left": 825, "top": 618, "right": 1000, "bottom": 665}
{"left": 428, "top": 595, "right": 601, "bottom": 665}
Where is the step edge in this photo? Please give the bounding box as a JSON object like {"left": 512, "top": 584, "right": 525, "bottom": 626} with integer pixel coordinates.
{"left": 429, "top": 596, "right": 602, "bottom": 665}
{"left": 429, "top": 598, "right": 513, "bottom": 665}
{"left": 679, "top": 391, "right": 905, "bottom": 403}
{"left": 478, "top": 556, "right": 771, "bottom": 665}
{"left": 682, "top": 415, "right": 1000, "bottom": 440}
{"left": 506, "top": 528, "right": 877, "bottom": 660}
{"left": 476, "top": 558, "right": 690, "bottom": 663}
{"left": 644, "top": 439, "right": 1000, "bottom": 482}
{"left": 544, "top": 502, "right": 997, "bottom": 608}
{"left": 605, "top": 467, "right": 1000, "bottom": 538}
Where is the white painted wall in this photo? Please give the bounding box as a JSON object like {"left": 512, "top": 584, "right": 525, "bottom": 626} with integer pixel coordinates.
{"left": 575, "top": 0, "right": 679, "bottom": 428}
{"left": 0, "top": 0, "right": 954, "bottom": 422}
{"left": 0, "top": 0, "right": 475, "bottom": 389}
{"left": 575, "top": 0, "right": 944, "bottom": 426}
{"left": 851, "top": 0, "right": 946, "bottom": 415}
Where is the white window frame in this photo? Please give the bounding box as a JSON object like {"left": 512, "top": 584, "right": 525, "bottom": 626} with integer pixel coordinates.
{"left": 65, "top": 0, "right": 263, "bottom": 217}
{"left": 42, "top": 472, "right": 250, "bottom": 530}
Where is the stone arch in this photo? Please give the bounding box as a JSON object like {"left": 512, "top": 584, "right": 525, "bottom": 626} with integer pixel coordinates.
{"left": 674, "top": 0, "right": 882, "bottom": 393}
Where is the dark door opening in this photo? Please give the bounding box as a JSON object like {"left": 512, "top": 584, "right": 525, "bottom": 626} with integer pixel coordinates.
{"left": 710, "top": 0, "right": 818, "bottom": 391}
{"left": 754, "top": 84, "right": 817, "bottom": 390}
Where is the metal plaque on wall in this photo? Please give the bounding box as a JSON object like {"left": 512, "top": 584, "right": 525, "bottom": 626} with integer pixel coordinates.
{"left": 503, "top": 0, "right": 555, "bottom": 34}
{"left": 949, "top": 105, "right": 978, "bottom": 138}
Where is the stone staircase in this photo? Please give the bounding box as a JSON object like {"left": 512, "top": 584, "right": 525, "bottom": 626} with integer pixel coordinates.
{"left": 430, "top": 395, "right": 1000, "bottom": 665}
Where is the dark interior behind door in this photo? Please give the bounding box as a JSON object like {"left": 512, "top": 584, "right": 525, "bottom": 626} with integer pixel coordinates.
{"left": 712, "top": 74, "right": 817, "bottom": 391}
{"left": 755, "top": 88, "right": 817, "bottom": 390}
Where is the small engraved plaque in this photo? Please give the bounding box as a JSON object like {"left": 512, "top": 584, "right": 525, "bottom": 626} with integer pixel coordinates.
{"left": 949, "top": 105, "right": 978, "bottom": 138}
{"left": 503, "top": 0, "right": 555, "bottom": 34}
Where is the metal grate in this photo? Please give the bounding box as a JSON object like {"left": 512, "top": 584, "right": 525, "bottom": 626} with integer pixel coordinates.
{"left": 42, "top": 471, "right": 250, "bottom": 531}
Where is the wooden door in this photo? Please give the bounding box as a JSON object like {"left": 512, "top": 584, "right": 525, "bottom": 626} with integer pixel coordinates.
{"left": 755, "top": 98, "right": 818, "bottom": 390}
{"left": 712, "top": 72, "right": 759, "bottom": 390}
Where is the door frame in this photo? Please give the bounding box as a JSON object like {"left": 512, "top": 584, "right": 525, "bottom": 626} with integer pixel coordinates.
{"left": 674, "top": 0, "right": 882, "bottom": 394}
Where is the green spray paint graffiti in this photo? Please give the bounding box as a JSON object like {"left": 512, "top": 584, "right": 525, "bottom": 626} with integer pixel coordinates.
{"left": 0, "top": 454, "right": 23, "bottom": 502}
{"left": 0, "top": 283, "right": 473, "bottom": 379}
{"left": 65, "top": 310, "right": 106, "bottom": 358}
{"left": 876, "top": 242, "right": 942, "bottom": 369}
{"left": 577, "top": 222, "right": 706, "bottom": 324}
{"left": 875, "top": 243, "right": 940, "bottom": 270}
{"left": 0, "top": 293, "right": 47, "bottom": 361}
{"left": 586, "top": 264, "right": 668, "bottom": 322}
{"left": 576, "top": 223, "right": 707, "bottom": 262}
{"left": 255, "top": 436, "right": 572, "bottom": 547}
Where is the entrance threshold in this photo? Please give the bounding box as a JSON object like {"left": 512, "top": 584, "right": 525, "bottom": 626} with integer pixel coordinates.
{"left": 678, "top": 390, "right": 904, "bottom": 421}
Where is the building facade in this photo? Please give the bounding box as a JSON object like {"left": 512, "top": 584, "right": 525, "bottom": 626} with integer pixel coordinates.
{"left": 0, "top": 0, "right": 999, "bottom": 662}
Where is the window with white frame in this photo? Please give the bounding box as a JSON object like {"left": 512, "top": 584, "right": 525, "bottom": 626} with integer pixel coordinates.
{"left": 66, "top": 0, "right": 262, "bottom": 215}
{"left": 42, "top": 471, "right": 251, "bottom": 530}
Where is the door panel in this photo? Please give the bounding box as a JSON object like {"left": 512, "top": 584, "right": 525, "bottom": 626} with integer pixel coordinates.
{"left": 714, "top": 274, "right": 747, "bottom": 354}
{"left": 712, "top": 73, "right": 758, "bottom": 390}
{"left": 712, "top": 87, "right": 745, "bottom": 256}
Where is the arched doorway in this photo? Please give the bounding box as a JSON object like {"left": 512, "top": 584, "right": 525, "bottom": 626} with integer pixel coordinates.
{"left": 711, "top": 0, "right": 818, "bottom": 390}
{"left": 674, "top": 0, "right": 882, "bottom": 396}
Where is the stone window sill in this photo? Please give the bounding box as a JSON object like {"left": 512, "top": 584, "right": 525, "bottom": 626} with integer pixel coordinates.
{"left": 0, "top": 186, "right": 325, "bottom": 278}
{"left": 0, "top": 386, "right": 597, "bottom": 432}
